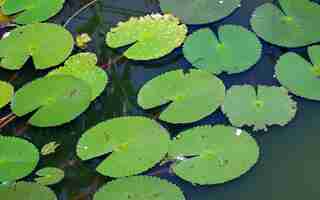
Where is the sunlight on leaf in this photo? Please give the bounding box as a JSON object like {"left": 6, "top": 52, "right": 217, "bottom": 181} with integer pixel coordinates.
{"left": 41, "top": 142, "right": 60, "bottom": 156}
{"left": 0, "top": 80, "right": 14, "bottom": 109}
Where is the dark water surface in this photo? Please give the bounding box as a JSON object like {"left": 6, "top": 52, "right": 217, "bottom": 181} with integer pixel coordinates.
{"left": 1, "top": 0, "right": 320, "bottom": 199}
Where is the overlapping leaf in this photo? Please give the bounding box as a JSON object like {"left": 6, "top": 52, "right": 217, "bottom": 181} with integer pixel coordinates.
{"left": 0, "top": 80, "right": 14, "bottom": 109}
{"left": 77, "top": 117, "right": 170, "bottom": 177}
{"left": 138, "top": 69, "right": 225, "bottom": 123}
{"left": 183, "top": 25, "right": 262, "bottom": 74}
{"left": 0, "top": 23, "right": 73, "bottom": 70}
{"left": 106, "top": 14, "right": 187, "bottom": 60}
{"left": 251, "top": 0, "right": 320, "bottom": 47}
{"left": 34, "top": 167, "right": 64, "bottom": 186}
{"left": 222, "top": 85, "right": 297, "bottom": 131}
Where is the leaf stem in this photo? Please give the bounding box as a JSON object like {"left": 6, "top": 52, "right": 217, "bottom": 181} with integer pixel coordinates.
{"left": 0, "top": 113, "right": 16, "bottom": 129}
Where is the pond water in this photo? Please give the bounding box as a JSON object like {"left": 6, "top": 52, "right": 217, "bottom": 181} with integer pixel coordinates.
{"left": 1, "top": 0, "right": 320, "bottom": 199}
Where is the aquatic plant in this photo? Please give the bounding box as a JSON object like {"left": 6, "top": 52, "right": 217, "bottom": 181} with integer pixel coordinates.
{"left": 34, "top": 167, "right": 65, "bottom": 186}
{"left": 0, "top": 80, "right": 13, "bottom": 109}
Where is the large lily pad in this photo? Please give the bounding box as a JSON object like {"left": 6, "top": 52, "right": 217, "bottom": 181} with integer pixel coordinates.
{"left": 77, "top": 116, "right": 170, "bottom": 177}
{"left": 183, "top": 25, "right": 262, "bottom": 74}
{"left": 222, "top": 85, "right": 297, "bottom": 131}
{"left": 0, "top": 182, "right": 57, "bottom": 200}
{"left": 251, "top": 0, "right": 320, "bottom": 47}
{"left": 169, "top": 125, "right": 259, "bottom": 185}
{"left": 275, "top": 45, "right": 320, "bottom": 100}
{"left": 0, "top": 81, "right": 14, "bottom": 109}
{"left": 94, "top": 176, "right": 185, "bottom": 200}
{"left": 34, "top": 167, "right": 65, "bottom": 186}
{"left": 138, "top": 69, "right": 225, "bottom": 124}
{"left": 159, "top": 0, "right": 241, "bottom": 24}
{"left": 0, "top": 23, "right": 74, "bottom": 70}
{"left": 106, "top": 14, "right": 187, "bottom": 60}
{"left": 1, "top": 0, "right": 65, "bottom": 24}
{"left": 0, "top": 136, "right": 39, "bottom": 182}
{"left": 48, "top": 53, "right": 108, "bottom": 100}
{"left": 11, "top": 75, "right": 92, "bottom": 127}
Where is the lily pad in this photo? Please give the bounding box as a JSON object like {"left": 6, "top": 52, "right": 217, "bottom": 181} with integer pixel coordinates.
{"left": 34, "top": 167, "right": 64, "bottom": 186}
{"left": 169, "top": 125, "right": 259, "bottom": 185}
{"left": 183, "top": 26, "right": 262, "bottom": 74}
{"left": 138, "top": 69, "right": 225, "bottom": 124}
{"left": 1, "top": 0, "right": 65, "bottom": 24}
{"left": 222, "top": 85, "right": 297, "bottom": 131}
{"left": 11, "top": 75, "right": 92, "bottom": 127}
{"left": 250, "top": 0, "right": 320, "bottom": 47}
{"left": 0, "top": 182, "right": 57, "bottom": 200}
{"left": 0, "top": 81, "right": 14, "bottom": 109}
{"left": 0, "top": 136, "right": 39, "bottom": 182}
{"left": 106, "top": 14, "right": 187, "bottom": 60}
{"left": 94, "top": 176, "right": 185, "bottom": 200}
{"left": 0, "top": 23, "right": 74, "bottom": 70}
{"left": 77, "top": 116, "right": 170, "bottom": 177}
{"left": 275, "top": 45, "right": 320, "bottom": 100}
{"left": 48, "top": 53, "right": 108, "bottom": 100}
{"left": 159, "top": 0, "right": 241, "bottom": 24}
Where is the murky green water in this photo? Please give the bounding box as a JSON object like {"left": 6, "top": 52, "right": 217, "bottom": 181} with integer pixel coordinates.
{"left": 1, "top": 0, "right": 320, "bottom": 199}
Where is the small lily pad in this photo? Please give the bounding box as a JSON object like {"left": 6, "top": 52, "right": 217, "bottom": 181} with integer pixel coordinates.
{"left": 77, "top": 116, "right": 170, "bottom": 177}
{"left": 11, "top": 75, "right": 92, "bottom": 127}
{"left": 41, "top": 141, "right": 60, "bottom": 156}
{"left": 251, "top": 0, "right": 320, "bottom": 47}
{"left": 0, "top": 181, "right": 57, "bottom": 200}
{"left": 159, "top": 0, "right": 241, "bottom": 24}
{"left": 275, "top": 45, "right": 320, "bottom": 100}
{"left": 183, "top": 25, "right": 262, "bottom": 74}
{"left": 138, "top": 69, "right": 225, "bottom": 124}
{"left": 222, "top": 85, "right": 297, "bottom": 131}
{"left": 0, "top": 80, "right": 14, "bottom": 109}
{"left": 106, "top": 14, "right": 187, "bottom": 60}
{"left": 0, "top": 23, "right": 74, "bottom": 70}
{"left": 0, "top": 136, "right": 39, "bottom": 182}
{"left": 169, "top": 125, "right": 259, "bottom": 185}
{"left": 1, "top": 0, "right": 65, "bottom": 24}
{"left": 48, "top": 53, "right": 108, "bottom": 100}
{"left": 94, "top": 176, "right": 185, "bottom": 200}
{"left": 34, "top": 167, "right": 64, "bottom": 186}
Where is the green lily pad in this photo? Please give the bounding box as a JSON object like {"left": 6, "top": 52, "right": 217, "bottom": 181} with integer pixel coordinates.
{"left": 169, "top": 125, "right": 259, "bottom": 185}
{"left": 48, "top": 53, "right": 108, "bottom": 100}
{"left": 138, "top": 69, "right": 225, "bottom": 124}
{"left": 183, "top": 26, "right": 262, "bottom": 74}
{"left": 159, "top": 0, "right": 241, "bottom": 24}
{"left": 77, "top": 116, "right": 170, "bottom": 177}
{"left": 106, "top": 14, "right": 187, "bottom": 60}
{"left": 34, "top": 167, "right": 64, "bottom": 186}
{"left": 0, "top": 23, "right": 74, "bottom": 70}
{"left": 222, "top": 85, "right": 297, "bottom": 131}
{"left": 11, "top": 75, "right": 92, "bottom": 127}
{"left": 1, "top": 0, "right": 65, "bottom": 24}
{"left": 0, "top": 136, "right": 39, "bottom": 182}
{"left": 0, "top": 81, "right": 14, "bottom": 109}
{"left": 0, "top": 182, "right": 57, "bottom": 200}
{"left": 275, "top": 45, "right": 320, "bottom": 100}
{"left": 94, "top": 176, "right": 185, "bottom": 200}
{"left": 250, "top": 0, "right": 320, "bottom": 47}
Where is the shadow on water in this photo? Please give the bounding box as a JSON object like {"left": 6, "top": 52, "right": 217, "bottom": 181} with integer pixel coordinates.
{"left": 1, "top": 0, "right": 320, "bottom": 199}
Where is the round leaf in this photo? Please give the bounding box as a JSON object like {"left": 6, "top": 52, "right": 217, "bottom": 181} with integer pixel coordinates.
{"left": 34, "top": 167, "right": 64, "bottom": 186}
{"left": 1, "top": 0, "right": 65, "bottom": 24}
{"left": 94, "top": 176, "right": 185, "bottom": 200}
{"left": 0, "top": 81, "right": 14, "bottom": 109}
{"left": 77, "top": 116, "right": 170, "bottom": 177}
{"left": 48, "top": 53, "right": 108, "bottom": 100}
{"left": 11, "top": 75, "right": 92, "bottom": 127}
{"left": 106, "top": 14, "right": 187, "bottom": 60}
{"left": 159, "top": 0, "right": 241, "bottom": 24}
{"left": 138, "top": 69, "right": 225, "bottom": 124}
{"left": 169, "top": 125, "right": 259, "bottom": 185}
{"left": 0, "top": 23, "right": 74, "bottom": 70}
{"left": 275, "top": 45, "right": 320, "bottom": 101}
{"left": 183, "top": 26, "right": 262, "bottom": 74}
{"left": 251, "top": 0, "right": 320, "bottom": 47}
{"left": 0, "top": 136, "right": 39, "bottom": 182}
{"left": 222, "top": 85, "right": 297, "bottom": 131}
{"left": 0, "top": 182, "right": 57, "bottom": 200}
